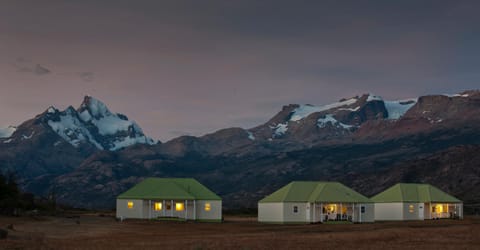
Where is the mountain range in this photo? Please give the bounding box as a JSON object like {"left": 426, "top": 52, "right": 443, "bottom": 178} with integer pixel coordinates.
{"left": 1, "top": 90, "right": 479, "bottom": 211}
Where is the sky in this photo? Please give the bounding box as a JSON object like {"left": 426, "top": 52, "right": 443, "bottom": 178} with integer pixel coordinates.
{"left": 1, "top": 0, "right": 479, "bottom": 141}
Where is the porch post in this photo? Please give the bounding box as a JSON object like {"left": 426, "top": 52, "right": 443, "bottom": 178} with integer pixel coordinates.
{"left": 461, "top": 203, "right": 463, "bottom": 219}
{"left": 359, "top": 204, "right": 362, "bottom": 223}
{"left": 171, "top": 200, "right": 174, "bottom": 217}
{"left": 194, "top": 200, "right": 197, "bottom": 220}
{"left": 430, "top": 202, "right": 432, "bottom": 219}
{"left": 163, "top": 200, "right": 166, "bottom": 217}
{"left": 185, "top": 200, "right": 188, "bottom": 220}
{"left": 352, "top": 203, "right": 355, "bottom": 223}
{"left": 148, "top": 200, "right": 151, "bottom": 219}
{"left": 313, "top": 203, "right": 316, "bottom": 223}
{"left": 340, "top": 203, "right": 343, "bottom": 220}
{"left": 320, "top": 203, "right": 323, "bottom": 223}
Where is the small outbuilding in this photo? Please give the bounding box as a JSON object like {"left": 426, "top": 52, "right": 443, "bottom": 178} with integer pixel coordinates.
{"left": 371, "top": 183, "right": 463, "bottom": 221}
{"left": 258, "top": 181, "right": 374, "bottom": 223}
{"left": 116, "top": 178, "right": 222, "bottom": 222}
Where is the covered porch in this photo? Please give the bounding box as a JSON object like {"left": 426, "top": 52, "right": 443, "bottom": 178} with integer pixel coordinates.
{"left": 425, "top": 203, "right": 463, "bottom": 219}
{"left": 143, "top": 199, "right": 202, "bottom": 220}
{"left": 310, "top": 202, "right": 368, "bottom": 223}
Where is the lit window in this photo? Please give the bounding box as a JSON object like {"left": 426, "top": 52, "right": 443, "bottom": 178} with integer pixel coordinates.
{"left": 175, "top": 202, "right": 184, "bottom": 211}
{"left": 327, "top": 204, "right": 337, "bottom": 213}
{"left": 293, "top": 206, "right": 298, "bottom": 213}
{"left": 205, "top": 203, "right": 211, "bottom": 211}
{"left": 127, "top": 201, "right": 134, "bottom": 209}
{"left": 408, "top": 204, "right": 414, "bottom": 213}
{"left": 434, "top": 204, "right": 447, "bottom": 213}
{"left": 154, "top": 202, "right": 162, "bottom": 211}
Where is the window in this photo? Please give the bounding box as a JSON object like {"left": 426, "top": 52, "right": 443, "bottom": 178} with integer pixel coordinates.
{"left": 205, "top": 203, "right": 211, "bottom": 212}
{"left": 175, "top": 202, "right": 184, "bottom": 211}
{"left": 326, "top": 204, "right": 336, "bottom": 213}
{"left": 293, "top": 206, "right": 298, "bottom": 213}
{"left": 434, "top": 204, "right": 448, "bottom": 213}
{"left": 408, "top": 204, "right": 415, "bottom": 213}
{"left": 154, "top": 202, "right": 162, "bottom": 211}
{"left": 127, "top": 201, "right": 134, "bottom": 209}
{"left": 361, "top": 206, "right": 365, "bottom": 214}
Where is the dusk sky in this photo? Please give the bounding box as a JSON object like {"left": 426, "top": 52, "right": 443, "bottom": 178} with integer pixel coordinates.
{"left": 1, "top": 0, "right": 479, "bottom": 141}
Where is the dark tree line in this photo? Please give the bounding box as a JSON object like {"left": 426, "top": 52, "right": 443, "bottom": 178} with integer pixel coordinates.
{"left": 0, "top": 171, "right": 34, "bottom": 215}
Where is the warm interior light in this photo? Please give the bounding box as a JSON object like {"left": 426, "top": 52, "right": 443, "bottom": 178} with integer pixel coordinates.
{"left": 175, "top": 202, "right": 184, "bottom": 211}
{"left": 127, "top": 201, "right": 134, "bottom": 209}
{"left": 435, "top": 204, "right": 443, "bottom": 213}
{"left": 326, "top": 204, "right": 337, "bottom": 213}
{"left": 205, "top": 203, "right": 211, "bottom": 211}
{"left": 408, "top": 204, "right": 414, "bottom": 213}
{"left": 154, "top": 202, "right": 162, "bottom": 211}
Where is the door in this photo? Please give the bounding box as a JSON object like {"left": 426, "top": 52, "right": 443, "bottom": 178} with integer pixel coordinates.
{"left": 418, "top": 203, "right": 424, "bottom": 220}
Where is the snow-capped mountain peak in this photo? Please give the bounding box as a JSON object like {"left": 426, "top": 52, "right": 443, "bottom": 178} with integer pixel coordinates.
{"left": 365, "top": 94, "right": 417, "bottom": 120}
{"left": 79, "top": 96, "right": 113, "bottom": 119}
{"left": 290, "top": 97, "right": 360, "bottom": 122}
{"left": 44, "top": 96, "right": 157, "bottom": 151}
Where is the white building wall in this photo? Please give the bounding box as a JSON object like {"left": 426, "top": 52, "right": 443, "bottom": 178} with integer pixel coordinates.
{"left": 116, "top": 199, "right": 145, "bottom": 219}
{"left": 402, "top": 202, "right": 423, "bottom": 220}
{"left": 117, "top": 199, "right": 221, "bottom": 221}
{"left": 354, "top": 203, "right": 375, "bottom": 223}
{"left": 258, "top": 203, "right": 284, "bottom": 223}
{"left": 282, "top": 202, "right": 309, "bottom": 223}
{"left": 195, "top": 200, "right": 222, "bottom": 221}
{"left": 374, "top": 203, "right": 404, "bottom": 221}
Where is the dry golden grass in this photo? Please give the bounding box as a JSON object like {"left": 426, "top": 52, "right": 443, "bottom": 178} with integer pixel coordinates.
{"left": 1, "top": 214, "right": 479, "bottom": 249}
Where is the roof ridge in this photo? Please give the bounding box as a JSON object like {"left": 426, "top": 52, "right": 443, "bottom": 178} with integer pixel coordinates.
{"left": 399, "top": 183, "right": 406, "bottom": 202}
{"left": 171, "top": 179, "right": 197, "bottom": 197}
{"left": 284, "top": 182, "right": 295, "bottom": 200}
{"left": 426, "top": 185, "right": 433, "bottom": 203}
{"left": 307, "top": 182, "right": 325, "bottom": 202}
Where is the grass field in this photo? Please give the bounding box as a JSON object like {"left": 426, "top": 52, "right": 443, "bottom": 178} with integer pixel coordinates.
{"left": 1, "top": 213, "right": 479, "bottom": 249}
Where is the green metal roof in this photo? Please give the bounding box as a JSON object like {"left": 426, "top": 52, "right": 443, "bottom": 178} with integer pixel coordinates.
{"left": 259, "top": 181, "right": 372, "bottom": 203}
{"left": 117, "top": 178, "right": 221, "bottom": 200}
{"left": 371, "top": 183, "right": 461, "bottom": 203}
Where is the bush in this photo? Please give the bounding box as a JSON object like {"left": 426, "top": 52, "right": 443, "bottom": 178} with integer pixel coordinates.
{"left": 0, "top": 228, "right": 7, "bottom": 239}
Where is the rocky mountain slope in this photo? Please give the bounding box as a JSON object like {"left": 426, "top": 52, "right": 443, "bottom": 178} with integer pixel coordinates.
{"left": 1, "top": 90, "right": 479, "bottom": 210}
{"left": 0, "top": 96, "right": 156, "bottom": 182}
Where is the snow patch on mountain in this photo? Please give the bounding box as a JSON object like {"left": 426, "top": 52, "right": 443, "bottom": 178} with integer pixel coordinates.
{"left": 443, "top": 93, "right": 470, "bottom": 98}
{"left": 317, "top": 115, "right": 354, "bottom": 129}
{"left": 246, "top": 130, "right": 255, "bottom": 141}
{"left": 271, "top": 123, "right": 288, "bottom": 137}
{"left": 47, "top": 106, "right": 57, "bottom": 114}
{"left": 79, "top": 96, "right": 151, "bottom": 137}
{"left": 384, "top": 99, "right": 417, "bottom": 119}
{"left": 21, "top": 131, "right": 35, "bottom": 140}
{"left": 110, "top": 136, "right": 153, "bottom": 151}
{"left": 0, "top": 126, "right": 17, "bottom": 138}
{"left": 81, "top": 96, "right": 111, "bottom": 118}
{"left": 48, "top": 112, "right": 104, "bottom": 149}
{"left": 339, "top": 106, "right": 360, "bottom": 112}
{"left": 365, "top": 94, "right": 417, "bottom": 120}
{"left": 290, "top": 98, "right": 358, "bottom": 122}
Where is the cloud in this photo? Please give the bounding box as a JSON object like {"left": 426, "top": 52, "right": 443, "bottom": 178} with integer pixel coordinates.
{"left": 11, "top": 58, "right": 51, "bottom": 76}
{"left": 78, "top": 72, "right": 94, "bottom": 82}
{"left": 34, "top": 64, "right": 51, "bottom": 75}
